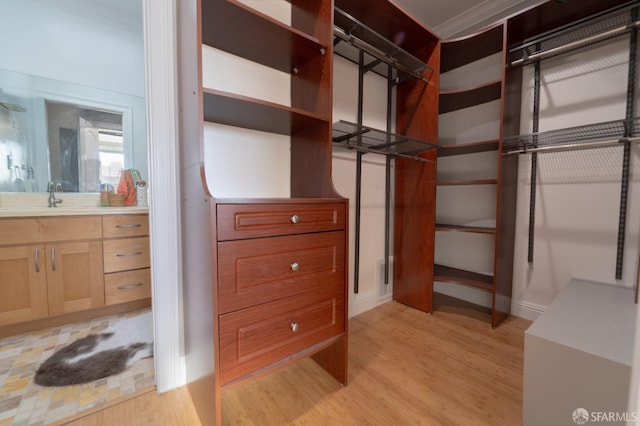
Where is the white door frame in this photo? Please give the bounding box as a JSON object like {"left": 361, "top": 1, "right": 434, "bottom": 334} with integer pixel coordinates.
{"left": 143, "top": 0, "right": 185, "bottom": 392}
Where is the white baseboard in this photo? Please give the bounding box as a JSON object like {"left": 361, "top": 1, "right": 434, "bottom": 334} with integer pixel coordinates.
{"left": 349, "top": 285, "right": 546, "bottom": 322}
{"left": 349, "top": 290, "right": 393, "bottom": 318}
{"left": 510, "top": 299, "right": 545, "bottom": 321}
{"left": 434, "top": 282, "right": 545, "bottom": 322}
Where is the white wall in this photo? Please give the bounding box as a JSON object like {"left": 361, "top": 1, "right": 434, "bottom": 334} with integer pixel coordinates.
{"left": 0, "top": 0, "right": 144, "bottom": 97}
{"left": 512, "top": 37, "right": 640, "bottom": 317}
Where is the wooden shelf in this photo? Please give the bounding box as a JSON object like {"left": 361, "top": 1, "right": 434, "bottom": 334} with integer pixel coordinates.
{"left": 433, "top": 264, "right": 494, "bottom": 292}
{"left": 333, "top": 7, "right": 432, "bottom": 83}
{"left": 439, "top": 80, "right": 502, "bottom": 114}
{"left": 335, "top": 0, "right": 439, "bottom": 55}
{"left": 435, "top": 223, "right": 496, "bottom": 235}
{"left": 332, "top": 120, "right": 436, "bottom": 161}
{"left": 441, "top": 24, "right": 504, "bottom": 73}
{"left": 507, "top": 0, "right": 630, "bottom": 47}
{"left": 201, "top": 0, "right": 326, "bottom": 74}
{"left": 438, "top": 139, "right": 500, "bottom": 157}
{"left": 203, "top": 88, "right": 329, "bottom": 135}
{"left": 437, "top": 178, "right": 497, "bottom": 186}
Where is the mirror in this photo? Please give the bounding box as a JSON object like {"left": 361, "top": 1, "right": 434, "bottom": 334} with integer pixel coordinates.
{"left": 0, "top": 0, "right": 146, "bottom": 194}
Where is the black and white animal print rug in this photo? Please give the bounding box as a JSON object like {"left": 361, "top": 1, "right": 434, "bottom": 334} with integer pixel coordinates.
{"left": 34, "top": 312, "right": 153, "bottom": 386}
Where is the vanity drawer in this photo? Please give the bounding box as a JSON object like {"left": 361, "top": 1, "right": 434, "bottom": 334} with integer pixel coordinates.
{"left": 103, "top": 215, "right": 149, "bottom": 238}
{"left": 218, "top": 286, "right": 345, "bottom": 385}
{"left": 216, "top": 202, "right": 346, "bottom": 241}
{"left": 0, "top": 217, "right": 102, "bottom": 245}
{"left": 103, "top": 237, "right": 150, "bottom": 273}
{"left": 105, "top": 268, "right": 151, "bottom": 305}
{"left": 217, "top": 231, "right": 345, "bottom": 314}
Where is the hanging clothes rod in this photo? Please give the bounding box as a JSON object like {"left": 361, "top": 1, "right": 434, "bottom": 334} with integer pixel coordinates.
{"left": 504, "top": 136, "right": 640, "bottom": 155}
{"left": 510, "top": 20, "right": 640, "bottom": 67}
{"left": 333, "top": 27, "right": 431, "bottom": 84}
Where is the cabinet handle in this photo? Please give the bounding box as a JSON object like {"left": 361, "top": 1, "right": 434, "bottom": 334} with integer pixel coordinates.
{"left": 115, "top": 224, "right": 142, "bottom": 228}
{"left": 290, "top": 322, "right": 299, "bottom": 332}
{"left": 290, "top": 262, "right": 299, "bottom": 272}
{"left": 116, "top": 251, "right": 143, "bottom": 257}
{"left": 118, "top": 282, "right": 144, "bottom": 290}
{"left": 290, "top": 214, "right": 299, "bottom": 224}
{"left": 50, "top": 247, "right": 56, "bottom": 271}
{"left": 34, "top": 247, "right": 40, "bottom": 273}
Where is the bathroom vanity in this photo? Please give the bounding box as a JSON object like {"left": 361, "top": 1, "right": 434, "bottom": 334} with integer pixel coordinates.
{"left": 0, "top": 206, "right": 150, "bottom": 331}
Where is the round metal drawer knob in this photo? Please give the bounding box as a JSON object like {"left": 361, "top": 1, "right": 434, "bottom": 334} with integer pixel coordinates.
{"left": 290, "top": 262, "right": 299, "bottom": 272}
{"left": 290, "top": 322, "right": 299, "bottom": 332}
{"left": 290, "top": 214, "right": 299, "bottom": 224}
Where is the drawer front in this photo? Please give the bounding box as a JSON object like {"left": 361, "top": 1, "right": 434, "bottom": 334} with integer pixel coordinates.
{"left": 105, "top": 268, "right": 151, "bottom": 305}
{"left": 0, "top": 216, "right": 102, "bottom": 245}
{"left": 103, "top": 215, "right": 149, "bottom": 238}
{"left": 218, "top": 231, "right": 345, "bottom": 314}
{"left": 103, "top": 237, "right": 150, "bottom": 273}
{"left": 219, "top": 286, "right": 345, "bottom": 385}
{"left": 217, "top": 202, "right": 346, "bottom": 241}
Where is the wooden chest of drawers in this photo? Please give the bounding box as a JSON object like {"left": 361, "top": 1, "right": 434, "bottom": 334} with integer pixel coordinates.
{"left": 215, "top": 200, "right": 348, "bottom": 387}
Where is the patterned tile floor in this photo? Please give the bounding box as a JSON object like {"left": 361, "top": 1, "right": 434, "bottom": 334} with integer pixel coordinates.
{"left": 0, "top": 309, "right": 155, "bottom": 425}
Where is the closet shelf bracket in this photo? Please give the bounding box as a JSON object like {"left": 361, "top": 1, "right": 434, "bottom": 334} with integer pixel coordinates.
{"left": 502, "top": 118, "right": 640, "bottom": 155}
{"left": 509, "top": 1, "right": 640, "bottom": 67}
{"left": 333, "top": 7, "right": 433, "bottom": 84}
{"left": 332, "top": 120, "right": 436, "bottom": 162}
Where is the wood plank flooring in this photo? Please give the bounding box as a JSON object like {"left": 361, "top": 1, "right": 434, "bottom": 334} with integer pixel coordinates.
{"left": 66, "top": 296, "right": 531, "bottom": 425}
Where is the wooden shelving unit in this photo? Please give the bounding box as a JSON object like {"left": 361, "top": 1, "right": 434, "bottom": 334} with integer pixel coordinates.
{"left": 435, "top": 23, "right": 517, "bottom": 327}
{"left": 438, "top": 139, "right": 500, "bottom": 157}
{"left": 334, "top": 0, "right": 440, "bottom": 313}
{"left": 181, "top": 1, "right": 348, "bottom": 424}
{"left": 433, "top": 264, "right": 494, "bottom": 292}
{"left": 202, "top": 88, "right": 329, "bottom": 135}
{"left": 439, "top": 80, "right": 503, "bottom": 114}
{"left": 437, "top": 178, "right": 498, "bottom": 186}
{"left": 435, "top": 223, "right": 496, "bottom": 235}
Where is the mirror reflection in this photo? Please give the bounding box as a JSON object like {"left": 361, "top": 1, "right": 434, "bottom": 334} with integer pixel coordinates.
{"left": 0, "top": 0, "right": 146, "bottom": 194}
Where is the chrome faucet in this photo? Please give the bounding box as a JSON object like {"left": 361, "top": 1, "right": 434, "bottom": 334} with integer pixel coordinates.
{"left": 48, "top": 182, "right": 63, "bottom": 207}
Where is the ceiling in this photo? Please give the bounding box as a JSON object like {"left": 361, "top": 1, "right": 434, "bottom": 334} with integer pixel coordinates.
{"left": 36, "top": 0, "right": 552, "bottom": 39}
{"left": 392, "top": 0, "right": 546, "bottom": 38}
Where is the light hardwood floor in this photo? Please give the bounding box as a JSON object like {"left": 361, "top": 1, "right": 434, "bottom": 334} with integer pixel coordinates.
{"left": 64, "top": 296, "right": 531, "bottom": 425}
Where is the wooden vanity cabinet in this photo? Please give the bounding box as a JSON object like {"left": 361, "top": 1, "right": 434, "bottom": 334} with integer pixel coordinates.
{"left": 0, "top": 216, "right": 104, "bottom": 325}
{"left": 0, "top": 213, "right": 151, "bottom": 327}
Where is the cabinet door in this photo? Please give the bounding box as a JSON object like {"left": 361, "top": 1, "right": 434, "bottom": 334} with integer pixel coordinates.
{"left": 47, "top": 241, "right": 104, "bottom": 316}
{"left": 0, "top": 245, "right": 48, "bottom": 325}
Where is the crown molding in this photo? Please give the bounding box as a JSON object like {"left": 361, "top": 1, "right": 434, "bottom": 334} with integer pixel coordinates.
{"left": 433, "top": 0, "right": 532, "bottom": 39}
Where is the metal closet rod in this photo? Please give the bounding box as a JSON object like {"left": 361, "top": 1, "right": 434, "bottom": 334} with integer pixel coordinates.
{"left": 504, "top": 136, "right": 640, "bottom": 155}
{"left": 332, "top": 26, "right": 431, "bottom": 84}
{"left": 510, "top": 20, "right": 640, "bottom": 67}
